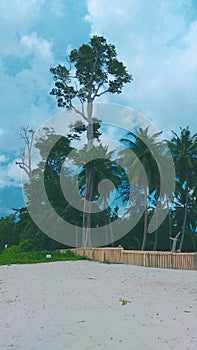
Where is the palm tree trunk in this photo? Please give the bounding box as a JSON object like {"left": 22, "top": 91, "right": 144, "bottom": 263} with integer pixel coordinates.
{"left": 141, "top": 187, "right": 148, "bottom": 250}
{"left": 103, "top": 200, "right": 108, "bottom": 246}
{"left": 153, "top": 209, "right": 158, "bottom": 251}
{"left": 179, "top": 189, "right": 189, "bottom": 251}
{"left": 153, "top": 229, "right": 158, "bottom": 251}
{"left": 107, "top": 206, "right": 114, "bottom": 247}
{"left": 75, "top": 222, "right": 78, "bottom": 247}
{"left": 189, "top": 232, "right": 196, "bottom": 252}
{"left": 166, "top": 197, "right": 173, "bottom": 250}
{"left": 103, "top": 196, "right": 114, "bottom": 246}
{"left": 82, "top": 164, "right": 93, "bottom": 247}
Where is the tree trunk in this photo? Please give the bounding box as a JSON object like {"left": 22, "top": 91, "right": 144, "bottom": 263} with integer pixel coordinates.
{"left": 87, "top": 101, "right": 94, "bottom": 150}
{"left": 189, "top": 232, "right": 196, "bottom": 252}
{"left": 103, "top": 196, "right": 114, "bottom": 246}
{"left": 153, "top": 229, "right": 158, "bottom": 251}
{"left": 166, "top": 197, "right": 172, "bottom": 250}
{"left": 81, "top": 100, "right": 94, "bottom": 247}
{"left": 153, "top": 209, "right": 158, "bottom": 251}
{"left": 179, "top": 189, "right": 189, "bottom": 251}
{"left": 104, "top": 207, "right": 108, "bottom": 246}
{"left": 82, "top": 164, "right": 93, "bottom": 247}
{"left": 141, "top": 187, "right": 148, "bottom": 250}
{"left": 107, "top": 206, "right": 114, "bottom": 247}
{"left": 75, "top": 222, "right": 78, "bottom": 247}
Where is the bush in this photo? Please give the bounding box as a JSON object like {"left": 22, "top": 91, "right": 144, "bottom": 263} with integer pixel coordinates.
{"left": 0, "top": 244, "right": 85, "bottom": 266}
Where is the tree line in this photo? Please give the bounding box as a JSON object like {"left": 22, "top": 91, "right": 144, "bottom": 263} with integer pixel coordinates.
{"left": 0, "top": 123, "right": 196, "bottom": 253}
{"left": 0, "top": 36, "right": 196, "bottom": 253}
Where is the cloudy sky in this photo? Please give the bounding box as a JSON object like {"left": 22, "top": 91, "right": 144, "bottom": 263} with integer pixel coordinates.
{"left": 0, "top": 0, "right": 196, "bottom": 216}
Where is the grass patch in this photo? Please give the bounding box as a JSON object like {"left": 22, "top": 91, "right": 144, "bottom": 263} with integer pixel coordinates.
{"left": 0, "top": 245, "right": 86, "bottom": 266}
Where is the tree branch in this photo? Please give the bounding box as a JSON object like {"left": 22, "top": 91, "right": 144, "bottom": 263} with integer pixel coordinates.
{"left": 16, "top": 161, "right": 31, "bottom": 177}
{"left": 95, "top": 89, "right": 109, "bottom": 97}
{"left": 71, "top": 104, "right": 88, "bottom": 122}
{"left": 92, "top": 81, "right": 105, "bottom": 100}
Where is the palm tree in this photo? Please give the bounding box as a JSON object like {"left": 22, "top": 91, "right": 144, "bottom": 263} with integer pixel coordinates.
{"left": 120, "top": 127, "right": 163, "bottom": 250}
{"left": 168, "top": 127, "right": 197, "bottom": 251}
{"left": 76, "top": 144, "right": 125, "bottom": 246}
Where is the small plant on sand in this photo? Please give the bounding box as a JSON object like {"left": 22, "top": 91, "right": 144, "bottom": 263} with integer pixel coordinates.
{"left": 119, "top": 298, "right": 131, "bottom": 306}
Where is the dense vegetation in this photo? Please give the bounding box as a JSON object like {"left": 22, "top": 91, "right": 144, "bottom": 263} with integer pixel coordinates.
{"left": 0, "top": 125, "right": 196, "bottom": 254}
{"left": 1, "top": 36, "right": 196, "bottom": 255}
{"left": 0, "top": 243, "right": 85, "bottom": 266}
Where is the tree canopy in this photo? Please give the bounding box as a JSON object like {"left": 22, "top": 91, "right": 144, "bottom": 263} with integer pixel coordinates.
{"left": 50, "top": 35, "right": 132, "bottom": 113}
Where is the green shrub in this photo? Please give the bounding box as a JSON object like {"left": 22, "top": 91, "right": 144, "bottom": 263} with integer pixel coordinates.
{"left": 0, "top": 245, "right": 85, "bottom": 266}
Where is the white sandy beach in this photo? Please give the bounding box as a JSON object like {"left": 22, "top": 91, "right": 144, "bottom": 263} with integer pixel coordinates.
{"left": 0, "top": 260, "right": 197, "bottom": 350}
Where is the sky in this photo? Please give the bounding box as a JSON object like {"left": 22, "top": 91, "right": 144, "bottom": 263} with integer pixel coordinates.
{"left": 0, "top": 0, "right": 196, "bottom": 217}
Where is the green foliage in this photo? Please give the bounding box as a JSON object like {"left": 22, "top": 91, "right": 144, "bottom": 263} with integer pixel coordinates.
{"left": 68, "top": 118, "right": 102, "bottom": 141}
{"left": 168, "top": 127, "right": 197, "bottom": 187}
{"left": 49, "top": 36, "right": 132, "bottom": 247}
{"left": 0, "top": 215, "right": 20, "bottom": 253}
{"left": 14, "top": 36, "right": 196, "bottom": 252}
{"left": 50, "top": 35, "right": 132, "bottom": 108}
{"left": 14, "top": 40, "right": 197, "bottom": 255}
{"left": 3, "top": 124, "right": 195, "bottom": 253}
{"left": 0, "top": 243, "right": 85, "bottom": 266}
{"left": 14, "top": 208, "right": 67, "bottom": 251}
{"left": 120, "top": 127, "right": 163, "bottom": 197}
{"left": 168, "top": 127, "right": 197, "bottom": 251}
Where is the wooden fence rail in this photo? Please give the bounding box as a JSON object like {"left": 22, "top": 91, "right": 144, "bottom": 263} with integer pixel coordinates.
{"left": 72, "top": 247, "right": 197, "bottom": 270}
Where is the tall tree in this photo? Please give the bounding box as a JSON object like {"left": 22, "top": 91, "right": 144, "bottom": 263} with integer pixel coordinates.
{"left": 16, "top": 127, "right": 35, "bottom": 178}
{"left": 50, "top": 35, "right": 132, "bottom": 247}
{"left": 76, "top": 144, "right": 125, "bottom": 245}
{"left": 168, "top": 127, "right": 197, "bottom": 251}
{"left": 120, "top": 127, "right": 163, "bottom": 250}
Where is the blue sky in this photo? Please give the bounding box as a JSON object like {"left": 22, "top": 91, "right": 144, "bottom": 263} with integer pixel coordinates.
{"left": 0, "top": 0, "right": 196, "bottom": 217}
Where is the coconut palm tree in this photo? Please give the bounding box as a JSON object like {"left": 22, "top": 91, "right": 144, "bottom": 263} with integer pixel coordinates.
{"left": 120, "top": 127, "right": 164, "bottom": 250}
{"left": 168, "top": 127, "right": 197, "bottom": 251}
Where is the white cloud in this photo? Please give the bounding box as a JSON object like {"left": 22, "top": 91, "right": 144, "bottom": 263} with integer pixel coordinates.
{"left": 0, "top": 0, "right": 44, "bottom": 26}
{"left": 7, "top": 160, "right": 22, "bottom": 184}
{"left": 85, "top": 0, "right": 138, "bottom": 29}
{"left": 86, "top": 0, "right": 197, "bottom": 133}
{"left": 0, "top": 159, "right": 22, "bottom": 188}
{"left": 0, "top": 0, "right": 45, "bottom": 56}
{"left": 0, "top": 0, "right": 196, "bottom": 215}
{"left": 0, "top": 0, "right": 91, "bottom": 214}
{"left": 180, "top": 21, "right": 197, "bottom": 69}
{"left": 21, "top": 33, "right": 53, "bottom": 62}
{"left": 0, "top": 2, "right": 55, "bottom": 151}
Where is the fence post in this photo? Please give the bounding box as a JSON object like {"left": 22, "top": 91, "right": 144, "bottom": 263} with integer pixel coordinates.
{"left": 119, "top": 246, "right": 123, "bottom": 263}
{"left": 195, "top": 254, "right": 197, "bottom": 270}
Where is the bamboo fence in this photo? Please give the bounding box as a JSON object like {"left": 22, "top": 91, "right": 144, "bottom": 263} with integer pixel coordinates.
{"left": 72, "top": 247, "right": 197, "bottom": 270}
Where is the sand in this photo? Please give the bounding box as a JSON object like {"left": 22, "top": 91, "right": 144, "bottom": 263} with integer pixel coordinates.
{"left": 0, "top": 260, "right": 197, "bottom": 350}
